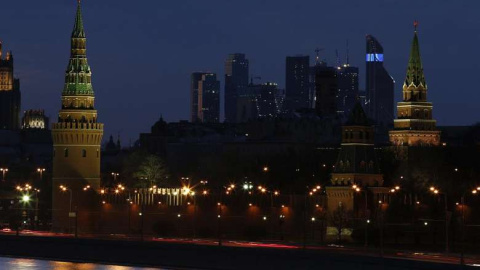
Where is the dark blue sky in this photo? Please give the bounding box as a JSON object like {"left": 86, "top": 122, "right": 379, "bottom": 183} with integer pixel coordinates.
{"left": 1, "top": 0, "right": 478, "bottom": 144}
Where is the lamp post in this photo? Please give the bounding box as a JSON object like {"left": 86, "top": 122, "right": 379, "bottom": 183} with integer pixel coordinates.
{"left": 111, "top": 172, "right": 119, "bottom": 182}
{"left": 60, "top": 185, "right": 74, "bottom": 235}
{"left": 37, "top": 168, "right": 46, "bottom": 180}
{"left": 460, "top": 187, "right": 480, "bottom": 265}
{"left": 16, "top": 184, "right": 36, "bottom": 231}
{"left": 429, "top": 186, "right": 449, "bottom": 253}
{"left": 0, "top": 168, "right": 8, "bottom": 181}
{"left": 353, "top": 185, "right": 369, "bottom": 249}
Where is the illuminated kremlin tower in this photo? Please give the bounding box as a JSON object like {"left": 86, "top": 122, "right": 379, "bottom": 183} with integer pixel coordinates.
{"left": 51, "top": 1, "right": 104, "bottom": 231}
{"left": 389, "top": 22, "right": 440, "bottom": 147}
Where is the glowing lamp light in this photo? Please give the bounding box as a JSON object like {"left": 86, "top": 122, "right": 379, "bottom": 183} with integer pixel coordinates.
{"left": 21, "top": 195, "right": 30, "bottom": 203}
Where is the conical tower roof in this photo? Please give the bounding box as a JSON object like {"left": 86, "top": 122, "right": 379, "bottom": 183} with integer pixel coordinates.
{"left": 72, "top": 1, "right": 85, "bottom": 38}
{"left": 63, "top": 0, "right": 93, "bottom": 96}
{"left": 404, "top": 22, "right": 426, "bottom": 88}
{"left": 346, "top": 101, "right": 370, "bottom": 126}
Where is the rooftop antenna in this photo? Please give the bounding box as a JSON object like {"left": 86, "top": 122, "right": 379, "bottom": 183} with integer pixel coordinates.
{"left": 345, "top": 39, "right": 350, "bottom": 66}
{"left": 335, "top": 49, "right": 340, "bottom": 68}
{"left": 414, "top": 20, "right": 419, "bottom": 32}
{"left": 315, "top": 48, "right": 324, "bottom": 66}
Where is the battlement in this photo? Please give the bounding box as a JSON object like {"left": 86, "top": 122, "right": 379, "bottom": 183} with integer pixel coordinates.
{"left": 52, "top": 122, "right": 103, "bottom": 130}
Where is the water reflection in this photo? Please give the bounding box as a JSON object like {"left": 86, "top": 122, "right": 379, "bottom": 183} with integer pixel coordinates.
{"left": 2, "top": 257, "right": 161, "bottom": 270}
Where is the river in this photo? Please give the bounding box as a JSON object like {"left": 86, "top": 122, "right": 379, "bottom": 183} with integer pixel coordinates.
{"left": 0, "top": 257, "right": 164, "bottom": 270}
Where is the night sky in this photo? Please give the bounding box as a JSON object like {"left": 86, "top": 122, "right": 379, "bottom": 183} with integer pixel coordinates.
{"left": 1, "top": 0, "right": 478, "bottom": 144}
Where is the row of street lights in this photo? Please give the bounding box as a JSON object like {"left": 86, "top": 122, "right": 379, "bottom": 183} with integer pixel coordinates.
{"left": 0, "top": 167, "right": 46, "bottom": 181}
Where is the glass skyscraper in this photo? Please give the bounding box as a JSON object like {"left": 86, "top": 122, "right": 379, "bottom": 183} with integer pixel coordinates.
{"left": 365, "top": 35, "right": 395, "bottom": 142}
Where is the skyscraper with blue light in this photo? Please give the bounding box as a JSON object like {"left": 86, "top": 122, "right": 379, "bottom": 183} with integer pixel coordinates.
{"left": 365, "top": 35, "right": 395, "bottom": 142}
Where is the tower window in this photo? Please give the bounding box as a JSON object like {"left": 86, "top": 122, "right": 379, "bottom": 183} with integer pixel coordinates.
{"left": 64, "top": 148, "right": 69, "bottom": 158}
{"left": 82, "top": 149, "right": 87, "bottom": 158}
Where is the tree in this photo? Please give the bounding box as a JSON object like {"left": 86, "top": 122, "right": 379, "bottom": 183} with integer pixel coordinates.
{"left": 331, "top": 204, "right": 351, "bottom": 244}
{"left": 133, "top": 155, "right": 168, "bottom": 188}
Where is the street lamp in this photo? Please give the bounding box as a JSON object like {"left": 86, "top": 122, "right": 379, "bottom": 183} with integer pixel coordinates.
{"left": 0, "top": 168, "right": 8, "bottom": 181}
{"left": 111, "top": 172, "right": 119, "bottom": 181}
{"left": 429, "top": 186, "right": 449, "bottom": 253}
{"left": 37, "top": 168, "right": 46, "bottom": 180}
{"left": 460, "top": 186, "right": 480, "bottom": 265}
{"left": 353, "top": 185, "right": 369, "bottom": 249}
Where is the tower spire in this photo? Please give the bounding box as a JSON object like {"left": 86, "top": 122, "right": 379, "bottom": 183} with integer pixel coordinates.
{"left": 404, "top": 21, "right": 426, "bottom": 88}
{"left": 64, "top": 0, "right": 93, "bottom": 96}
{"left": 72, "top": 0, "right": 85, "bottom": 38}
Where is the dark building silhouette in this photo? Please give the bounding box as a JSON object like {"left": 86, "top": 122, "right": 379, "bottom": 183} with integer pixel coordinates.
{"left": 365, "top": 35, "right": 395, "bottom": 142}
{"left": 0, "top": 42, "right": 21, "bottom": 130}
{"left": 286, "top": 56, "right": 311, "bottom": 113}
{"left": 190, "top": 72, "right": 209, "bottom": 122}
{"left": 336, "top": 64, "right": 359, "bottom": 120}
{"left": 237, "top": 82, "right": 284, "bottom": 121}
{"left": 326, "top": 101, "right": 385, "bottom": 224}
{"left": 225, "top": 53, "right": 249, "bottom": 123}
{"left": 314, "top": 65, "right": 337, "bottom": 118}
{"left": 197, "top": 73, "right": 220, "bottom": 123}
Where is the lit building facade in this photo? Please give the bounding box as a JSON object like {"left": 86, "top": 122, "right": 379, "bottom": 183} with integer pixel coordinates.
{"left": 0, "top": 42, "right": 21, "bottom": 130}
{"left": 22, "top": 110, "right": 49, "bottom": 129}
{"left": 389, "top": 24, "right": 440, "bottom": 146}
{"left": 225, "top": 53, "right": 249, "bottom": 123}
{"left": 197, "top": 73, "right": 220, "bottom": 123}
{"left": 190, "top": 72, "right": 208, "bottom": 123}
{"left": 336, "top": 65, "right": 359, "bottom": 120}
{"left": 51, "top": 2, "right": 104, "bottom": 231}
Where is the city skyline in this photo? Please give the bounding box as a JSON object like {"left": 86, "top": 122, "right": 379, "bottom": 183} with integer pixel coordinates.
{"left": 1, "top": 0, "right": 479, "bottom": 142}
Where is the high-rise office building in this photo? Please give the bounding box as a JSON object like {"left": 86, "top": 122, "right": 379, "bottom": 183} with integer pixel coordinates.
{"left": 314, "top": 65, "right": 338, "bottom": 118}
{"left": 51, "top": 1, "right": 104, "bottom": 231}
{"left": 365, "top": 35, "right": 395, "bottom": 141}
{"left": 190, "top": 72, "right": 209, "bottom": 122}
{"left": 197, "top": 73, "right": 220, "bottom": 123}
{"left": 336, "top": 64, "right": 359, "bottom": 119}
{"left": 389, "top": 23, "right": 440, "bottom": 146}
{"left": 286, "top": 56, "right": 311, "bottom": 113}
{"left": 237, "top": 82, "right": 283, "bottom": 121}
{"left": 0, "top": 42, "right": 21, "bottom": 130}
{"left": 225, "top": 53, "right": 249, "bottom": 123}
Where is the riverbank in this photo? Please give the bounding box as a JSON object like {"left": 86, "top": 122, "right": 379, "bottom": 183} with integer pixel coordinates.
{"left": 0, "top": 235, "right": 473, "bottom": 270}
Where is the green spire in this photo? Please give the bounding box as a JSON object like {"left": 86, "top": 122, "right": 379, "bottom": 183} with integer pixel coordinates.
{"left": 404, "top": 22, "right": 426, "bottom": 88}
{"left": 72, "top": 1, "right": 85, "bottom": 38}
{"left": 63, "top": 0, "right": 94, "bottom": 96}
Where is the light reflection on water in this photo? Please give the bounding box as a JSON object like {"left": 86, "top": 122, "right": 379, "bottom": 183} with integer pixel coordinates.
{"left": 1, "top": 257, "right": 162, "bottom": 270}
